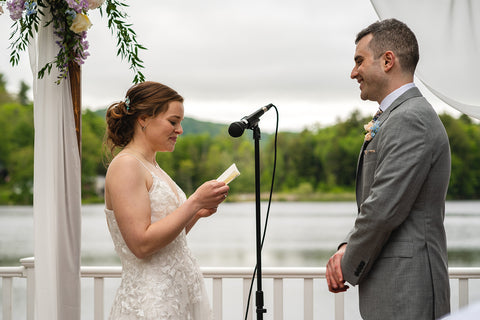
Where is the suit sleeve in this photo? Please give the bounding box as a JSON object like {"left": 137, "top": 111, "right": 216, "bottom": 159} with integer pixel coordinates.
{"left": 341, "top": 103, "right": 433, "bottom": 285}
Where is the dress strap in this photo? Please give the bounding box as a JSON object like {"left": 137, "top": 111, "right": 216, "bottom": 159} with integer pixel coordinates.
{"left": 115, "top": 152, "right": 155, "bottom": 176}
{"left": 115, "top": 152, "right": 182, "bottom": 203}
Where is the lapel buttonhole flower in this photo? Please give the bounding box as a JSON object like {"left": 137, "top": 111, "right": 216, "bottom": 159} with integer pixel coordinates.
{"left": 364, "top": 120, "right": 380, "bottom": 141}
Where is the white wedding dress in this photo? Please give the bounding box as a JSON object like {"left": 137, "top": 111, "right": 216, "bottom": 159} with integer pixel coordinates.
{"left": 105, "top": 155, "right": 213, "bottom": 319}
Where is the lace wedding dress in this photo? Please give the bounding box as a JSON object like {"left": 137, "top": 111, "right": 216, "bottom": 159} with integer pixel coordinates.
{"left": 105, "top": 155, "right": 213, "bottom": 319}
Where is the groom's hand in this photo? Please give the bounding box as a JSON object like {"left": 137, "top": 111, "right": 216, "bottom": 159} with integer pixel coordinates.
{"left": 326, "top": 244, "right": 349, "bottom": 293}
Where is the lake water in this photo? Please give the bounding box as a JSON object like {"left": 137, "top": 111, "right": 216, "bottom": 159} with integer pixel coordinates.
{"left": 1, "top": 201, "right": 480, "bottom": 319}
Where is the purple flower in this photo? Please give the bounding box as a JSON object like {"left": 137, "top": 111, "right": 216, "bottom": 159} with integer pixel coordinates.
{"left": 73, "top": 32, "right": 90, "bottom": 64}
{"left": 7, "top": 0, "right": 26, "bottom": 20}
{"left": 64, "top": 0, "right": 88, "bottom": 13}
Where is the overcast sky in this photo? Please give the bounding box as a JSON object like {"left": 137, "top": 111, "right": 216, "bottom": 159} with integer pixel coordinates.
{"left": 0, "top": 0, "right": 461, "bottom": 132}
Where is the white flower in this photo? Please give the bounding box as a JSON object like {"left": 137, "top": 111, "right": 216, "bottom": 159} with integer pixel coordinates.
{"left": 87, "top": 0, "right": 105, "bottom": 10}
{"left": 70, "top": 13, "right": 92, "bottom": 34}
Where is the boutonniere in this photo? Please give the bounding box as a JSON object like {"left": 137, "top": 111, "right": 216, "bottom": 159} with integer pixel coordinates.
{"left": 364, "top": 120, "right": 380, "bottom": 141}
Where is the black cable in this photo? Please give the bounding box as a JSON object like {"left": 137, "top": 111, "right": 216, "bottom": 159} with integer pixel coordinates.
{"left": 244, "top": 105, "right": 278, "bottom": 320}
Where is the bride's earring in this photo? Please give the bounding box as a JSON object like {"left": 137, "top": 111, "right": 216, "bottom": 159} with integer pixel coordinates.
{"left": 138, "top": 118, "right": 148, "bottom": 132}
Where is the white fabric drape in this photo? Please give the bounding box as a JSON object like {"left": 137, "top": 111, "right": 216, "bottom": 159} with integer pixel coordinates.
{"left": 29, "top": 9, "right": 82, "bottom": 320}
{"left": 370, "top": 0, "right": 480, "bottom": 120}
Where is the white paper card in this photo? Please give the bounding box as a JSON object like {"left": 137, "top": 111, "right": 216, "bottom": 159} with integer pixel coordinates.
{"left": 217, "top": 163, "right": 240, "bottom": 184}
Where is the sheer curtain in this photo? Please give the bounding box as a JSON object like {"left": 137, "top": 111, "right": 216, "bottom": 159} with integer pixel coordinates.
{"left": 29, "top": 9, "right": 82, "bottom": 320}
{"left": 370, "top": 0, "right": 480, "bottom": 120}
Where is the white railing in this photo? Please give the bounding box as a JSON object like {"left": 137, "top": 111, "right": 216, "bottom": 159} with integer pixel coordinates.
{"left": 2, "top": 257, "right": 480, "bottom": 320}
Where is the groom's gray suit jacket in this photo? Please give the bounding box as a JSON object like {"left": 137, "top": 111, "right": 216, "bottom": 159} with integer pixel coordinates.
{"left": 341, "top": 87, "right": 451, "bottom": 319}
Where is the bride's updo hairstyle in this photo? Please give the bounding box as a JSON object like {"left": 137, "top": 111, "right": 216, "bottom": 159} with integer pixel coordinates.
{"left": 104, "top": 81, "right": 183, "bottom": 159}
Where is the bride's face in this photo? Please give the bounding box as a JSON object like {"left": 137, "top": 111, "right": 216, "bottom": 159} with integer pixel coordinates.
{"left": 144, "top": 101, "right": 184, "bottom": 152}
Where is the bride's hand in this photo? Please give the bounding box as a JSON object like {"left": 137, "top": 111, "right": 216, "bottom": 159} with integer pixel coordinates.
{"left": 196, "top": 207, "right": 217, "bottom": 218}
{"left": 191, "top": 180, "right": 229, "bottom": 210}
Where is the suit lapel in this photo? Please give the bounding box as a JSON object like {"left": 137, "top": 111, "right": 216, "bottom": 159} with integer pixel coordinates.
{"left": 355, "top": 140, "right": 369, "bottom": 210}
{"left": 354, "top": 87, "right": 423, "bottom": 210}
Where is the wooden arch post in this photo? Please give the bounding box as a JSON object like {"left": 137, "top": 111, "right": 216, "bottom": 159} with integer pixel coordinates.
{"left": 68, "top": 61, "right": 81, "bottom": 155}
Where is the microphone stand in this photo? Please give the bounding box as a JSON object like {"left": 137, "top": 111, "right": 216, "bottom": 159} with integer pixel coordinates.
{"left": 252, "top": 124, "right": 267, "bottom": 319}
{"left": 229, "top": 107, "right": 273, "bottom": 319}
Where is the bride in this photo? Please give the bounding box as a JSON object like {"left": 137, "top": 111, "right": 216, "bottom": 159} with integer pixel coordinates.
{"left": 103, "top": 81, "right": 229, "bottom": 319}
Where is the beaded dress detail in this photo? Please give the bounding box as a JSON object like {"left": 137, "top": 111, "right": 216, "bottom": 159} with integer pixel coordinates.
{"left": 105, "top": 155, "right": 212, "bottom": 319}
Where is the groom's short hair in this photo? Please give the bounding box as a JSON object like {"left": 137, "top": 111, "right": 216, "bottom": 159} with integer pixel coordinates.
{"left": 356, "top": 18, "right": 419, "bottom": 75}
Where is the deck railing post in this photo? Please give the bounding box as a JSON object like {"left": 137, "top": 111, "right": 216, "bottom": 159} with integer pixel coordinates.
{"left": 334, "top": 292, "right": 345, "bottom": 320}
{"left": 458, "top": 278, "right": 469, "bottom": 308}
{"left": 20, "top": 257, "right": 35, "bottom": 320}
{"left": 243, "top": 277, "right": 254, "bottom": 320}
{"left": 304, "top": 278, "right": 314, "bottom": 320}
{"left": 212, "top": 277, "right": 223, "bottom": 319}
{"left": 2, "top": 277, "right": 13, "bottom": 320}
{"left": 94, "top": 277, "right": 105, "bottom": 320}
{"left": 273, "top": 278, "right": 283, "bottom": 320}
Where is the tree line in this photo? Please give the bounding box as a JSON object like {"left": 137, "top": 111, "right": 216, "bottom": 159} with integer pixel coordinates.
{"left": 1, "top": 77, "right": 479, "bottom": 204}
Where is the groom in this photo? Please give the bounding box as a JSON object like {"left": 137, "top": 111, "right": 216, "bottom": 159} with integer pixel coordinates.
{"left": 326, "top": 19, "right": 451, "bottom": 319}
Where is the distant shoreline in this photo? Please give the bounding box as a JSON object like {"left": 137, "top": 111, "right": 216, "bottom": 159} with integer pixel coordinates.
{"left": 78, "top": 192, "right": 358, "bottom": 204}
{"left": 81, "top": 192, "right": 479, "bottom": 204}
{"left": 227, "top": 192, "right": 357, "bottom": 202}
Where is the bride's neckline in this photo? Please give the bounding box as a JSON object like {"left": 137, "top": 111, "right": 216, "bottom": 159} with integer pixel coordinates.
{"left": 120, "top": 151, "right": 181, "bottom": 203}
{"left": 122, "top": 148, "right": 159, "bottom": 169}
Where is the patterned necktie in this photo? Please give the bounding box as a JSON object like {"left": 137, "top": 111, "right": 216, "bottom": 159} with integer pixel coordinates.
{"left": 372, "top": 108, "right": 383, "bottom": 121}
{"left": 364, "top": 108, "right": 383, "bottom": 142}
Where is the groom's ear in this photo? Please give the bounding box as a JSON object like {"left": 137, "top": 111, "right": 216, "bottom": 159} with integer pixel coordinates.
{"left": 382, "top": 51, "right": 395, "bottom": 72}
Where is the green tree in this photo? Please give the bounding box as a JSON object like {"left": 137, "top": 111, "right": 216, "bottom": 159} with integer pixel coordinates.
{"left": 441, "top": 114, "right": 480, "bottom": 199}
{"left": 321, "top": 111, "right": 366, "bottom": 189}
{"left": 81, "top": 109, "right": 107, "bottom": 200}
{"left": 18, "top": 81, "right": 30, "bottom": 106}
{"left": 2, "top": 92, "right": 480, "bottom": 204}
{"left": 0, "top": 73, "right": 14, "bottom": 105}
{"left": 0, "top": 102, "right": 34, "bottom": 204}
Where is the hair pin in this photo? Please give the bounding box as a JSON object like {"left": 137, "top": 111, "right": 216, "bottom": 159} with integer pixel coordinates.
{"left": 125, "top": 97, "right": 130, "bottom": 111}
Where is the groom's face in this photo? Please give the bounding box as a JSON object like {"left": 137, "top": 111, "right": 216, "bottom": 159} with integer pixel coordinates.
{"left": 351, "top": 34, "right": 386, "bottom": 104}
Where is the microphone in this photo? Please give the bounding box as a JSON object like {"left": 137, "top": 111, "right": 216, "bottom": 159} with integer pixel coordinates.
{"left": 228, "top": 104, "right": 274, "bottom": 137}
